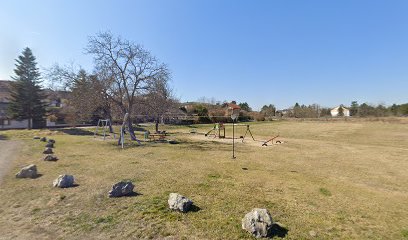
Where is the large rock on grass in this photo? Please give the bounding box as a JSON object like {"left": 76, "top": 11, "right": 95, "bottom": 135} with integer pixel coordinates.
{"left": 33, "top": 136, "right": 40, "bottom": 139}
{"left": 40, "top": 137, "right": 47, "bottom": 142}
{"left": 242, "top": 208, "right": 274, "bottom": 238}
{"left": 168, "top": 193, "right": 193, "bottom": 212}
{"left": 16, "top": 164, "right": 38, "bottom": 178}
{"left": 43, "top": 147, "right": 53, "bottom": 154}
{"left": 48, "top": 139, "right": 55, "bottom": 144}
{"left": 108, "top": 181, "right": 135, "bottom": 197}
{"left": 43, "top": 154, "right": 58, "bottom": 161}
{"left": 53, "top": 175, "right": 75, "bottom": 188}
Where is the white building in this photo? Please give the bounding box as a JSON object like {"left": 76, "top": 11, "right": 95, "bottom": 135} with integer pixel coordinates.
{"left": 331, "top": 106, "right": 350, "bottom": 117}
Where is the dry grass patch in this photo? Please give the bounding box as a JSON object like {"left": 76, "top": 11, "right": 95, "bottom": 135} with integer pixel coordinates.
{"left": 0, "top": 120, "right": 407, "bottom": 239}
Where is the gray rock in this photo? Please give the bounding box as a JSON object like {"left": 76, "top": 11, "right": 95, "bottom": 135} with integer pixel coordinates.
{"left": 168, "top": 193, "right": 193, "bottom": 212}
{"left": 40, "top": 137, "right": 47, "bottom": 142}
{"left": 48, "top": 139, "right": 55, "bottom": 144}
{"left": 43, "top": 147, "right": 53, "bottom": 154}
{"left": 242, "top": 208, "right": 274, "bottom": 238}
{"left": 108, "top": 181, "right": 135, "bottom": 197}
{"left": 53, "top": 175, "right": 75, "bottom": 188}
{"left": 16, "top": 164, "right": 38, "bottom": 178}
{"left": 33, "top": 136, "right": 40, "bottom": 139}
{"left": 45, "top": 142, "right": 54, "bottom": 148}
{"left": 43, "top": 154, "right": 58, "bottom": 161}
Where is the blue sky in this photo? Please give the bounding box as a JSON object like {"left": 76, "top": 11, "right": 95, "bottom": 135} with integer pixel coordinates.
{"left": 1, "top": 0, "right": 407, "bottom": 110}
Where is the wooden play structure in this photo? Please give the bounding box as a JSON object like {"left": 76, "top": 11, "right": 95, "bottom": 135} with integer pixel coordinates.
{"left": 94, "top": 119, "right": 115, "bottom": 140}
{"left": 205, "top": 123, "right": 226, "bottom": 138}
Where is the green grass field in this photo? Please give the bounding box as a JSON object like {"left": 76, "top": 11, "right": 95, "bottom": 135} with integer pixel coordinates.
{"left": 0, "top": 120, "right": 407, "bottom": 239}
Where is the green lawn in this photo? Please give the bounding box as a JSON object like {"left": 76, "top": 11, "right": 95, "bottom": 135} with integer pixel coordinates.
{"left": 0, "top": 120, "right": 407, "bottom": 239}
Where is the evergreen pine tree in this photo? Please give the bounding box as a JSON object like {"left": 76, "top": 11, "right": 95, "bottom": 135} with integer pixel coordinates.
{"left": 8, "top": 47, "right": 46, "bottom": 129}
{"left": 338, "top": 105, "right": 344, "bottom": 117}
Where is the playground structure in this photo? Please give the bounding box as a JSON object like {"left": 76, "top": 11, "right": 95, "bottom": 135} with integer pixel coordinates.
{"left": 94, "top": 119, "right": 115, "bottom": 140}
{"left": 203, "top": 122, "right": 283, "bottom": 146}
{"left": 205, "top": 123, "right": 226, "bottom": 138}
{"left": 261, "top": 134, "right": 280, "bottom": 146}
{"left": 205, "top": 123, "right": 255, "bottom": 143}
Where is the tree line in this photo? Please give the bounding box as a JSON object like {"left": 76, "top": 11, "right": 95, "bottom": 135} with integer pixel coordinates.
{"left": 8, "top": 32, "right": 176, "bottom": 135}
{"left": 6, "top": 33, "right": 407, "bottom": 130}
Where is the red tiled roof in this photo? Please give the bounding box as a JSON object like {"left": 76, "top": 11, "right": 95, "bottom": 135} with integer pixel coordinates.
{"left": 227, "top": 103, "right": 241, "bottom": 109}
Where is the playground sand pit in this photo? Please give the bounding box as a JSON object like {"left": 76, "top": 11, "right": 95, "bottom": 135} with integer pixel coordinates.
{"left": 0, "top": 120, "right": 407, "bottom": 239}
{"left": 188, "top": 133, "right": 286, "bottom": 148}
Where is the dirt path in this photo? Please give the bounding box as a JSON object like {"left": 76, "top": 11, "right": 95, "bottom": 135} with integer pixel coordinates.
{"left": 0, "top": 139, "right": 21, "bottom": 184}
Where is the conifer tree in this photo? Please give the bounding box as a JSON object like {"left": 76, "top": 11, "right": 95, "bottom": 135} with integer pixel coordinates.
{"left": 8, "top": 47, "right": 46, "bottom": 129}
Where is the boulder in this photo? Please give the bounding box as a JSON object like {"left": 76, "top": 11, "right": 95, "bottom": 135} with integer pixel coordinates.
{"left": 48, "top": 139, "right": 55, "bottom": 144}
{"left": 168, "top": 193, "right": 193, "bottom": 212}
{"left": 40, "top": 137, "right": 47, "bottom": 142}
{"left": 43, "top": 147, "right": 53, "bottom": 154}
{"left": 33, "top": 136, "right": 40, "bottom": 139}
{"left": 53, "top": 175, "right": 75, "bottom": 188}
{"left": 43, "top": 154, "right": 58, "bottom": 161}
{"left": 16, "top": 164, "right": 38, "bottom": 178}
{"left": 45, "top": 142, "right": 54, "bottom": 148}
{"left": 108, "top": 181, "right": 135, "bottom": 197}
{"left": 242, "top": 208, "right": 274, "bottom": 238}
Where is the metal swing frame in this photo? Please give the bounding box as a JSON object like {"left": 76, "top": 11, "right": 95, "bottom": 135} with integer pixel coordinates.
{"left": 94, "top": 119, "right": 116, "bottom": 140}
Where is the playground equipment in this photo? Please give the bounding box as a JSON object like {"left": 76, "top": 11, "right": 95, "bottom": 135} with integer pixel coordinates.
{"left": 205, "top": 123, "right": 225, "bottom": 138}
{"left": 261, "top": 134, "right": 280, "bottom": 146}
{"left": 205, "top": 123, "right": 255, "bottom": 142}
{"left": 94, "top": 119, "right": 115, "bottom": 140}
{"left": 240, "top": 124, "right": 255, "bottom": 143}
{"left": 118, "top": 113, "right": 141, "bottom": 148}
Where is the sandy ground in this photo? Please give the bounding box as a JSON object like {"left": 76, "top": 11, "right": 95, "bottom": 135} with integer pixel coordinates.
{"left": 187, "top": 133, "right": 286, "bottom": 147}
{"left": 0, "top": 139, "right": 21, "bottom": 185}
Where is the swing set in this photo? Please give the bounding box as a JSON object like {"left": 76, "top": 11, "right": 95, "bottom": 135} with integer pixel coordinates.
{"left": 205, "top": 123, "right": 255, "bottom": 142}
{"left": 203, "top": 122, "right": 282, "bottom": 146}
{"left": 94, "top": 119, "right": 116, "bottom": 140}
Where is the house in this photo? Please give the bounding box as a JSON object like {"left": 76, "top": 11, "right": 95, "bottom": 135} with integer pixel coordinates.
{"left": 0, "top": 80, "right": 32, "bottom": 129}
{"left": 0, "top": 80, "right": 70, "bottom": 129}
{"left": 331, "top": 105, "right": 350, "bottom": 117}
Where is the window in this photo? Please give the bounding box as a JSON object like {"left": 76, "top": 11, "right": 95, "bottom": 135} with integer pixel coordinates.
{"left": 2, "top": 119, "right": 10, "bottom": 125}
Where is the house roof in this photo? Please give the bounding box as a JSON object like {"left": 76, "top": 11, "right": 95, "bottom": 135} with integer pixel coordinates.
{"left": 227, "top": 102, "right": 241, "bottom": 110}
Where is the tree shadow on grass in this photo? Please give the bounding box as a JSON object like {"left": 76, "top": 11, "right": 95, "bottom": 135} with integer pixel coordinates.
{"left": 54, "top": 128, "right": 94, "bottom": 136}
{"left": 133, "top": 126, "right": 147, "bottom": 132}
{"left": 0, "top": 135, "right": 9, "bottom": 140}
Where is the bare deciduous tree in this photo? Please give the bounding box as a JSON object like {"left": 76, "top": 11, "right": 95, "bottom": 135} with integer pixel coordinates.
{"left": 86, "top": 31, "right": 170, "bottom": 140}
{"left": 143, "top": 77, "right": 177, "bottom": 133}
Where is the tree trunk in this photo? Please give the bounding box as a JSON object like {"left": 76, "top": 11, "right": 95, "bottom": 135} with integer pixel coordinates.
{"left": 155, "top": 117, "right": 159, "bottom": 133}
{"left": 108, "top": 114, "right": 114, "bottom": 133}
{"left": 127, "top": 116, "right": 137, "bottom": 141}
{"left": 28, "top": 118, "right": 32, "bottom": 130}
